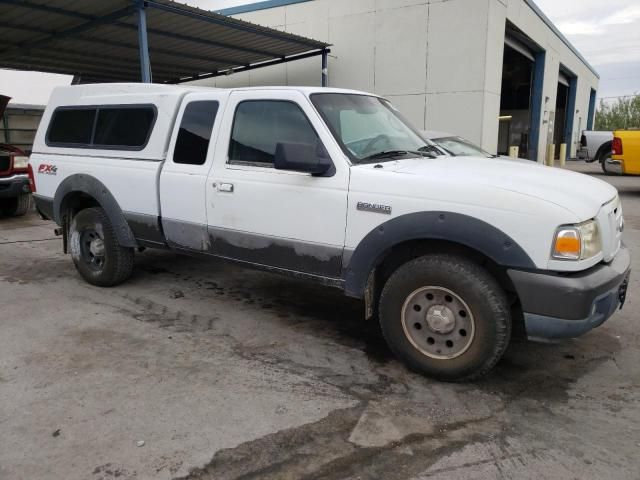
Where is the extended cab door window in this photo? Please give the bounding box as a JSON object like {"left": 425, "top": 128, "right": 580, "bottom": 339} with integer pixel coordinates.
{"left": 229, "top": 100, "right": 321, "bottom": 167}
{"left": 173, "top": 101, "right": 219, "bottom": 165}
{"left": 160, "top": 93, "right": 226, "bottom": 250}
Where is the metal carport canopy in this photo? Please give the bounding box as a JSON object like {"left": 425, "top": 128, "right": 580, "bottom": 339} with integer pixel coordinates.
{"left": 0, "top": 0, "right": 331, "bottom": 84}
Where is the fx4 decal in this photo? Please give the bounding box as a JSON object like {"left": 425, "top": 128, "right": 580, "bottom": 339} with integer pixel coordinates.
{"left": 38, "top": 164, "right": 58, "bottom": 175}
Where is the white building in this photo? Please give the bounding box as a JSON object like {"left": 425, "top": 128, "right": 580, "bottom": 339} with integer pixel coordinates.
{"left": 194, "top": 0, "right": 599, "bottom": 161}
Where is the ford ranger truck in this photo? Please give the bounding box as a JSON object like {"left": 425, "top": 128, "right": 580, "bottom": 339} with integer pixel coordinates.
{"left": 612, "top": 130, "right": 640, "bottom": 175}
{"left": 28, "top": 84, "right": 631, "bottom": 382}
{"left": 0, "top": 95, "right": 32, "bottom": 216}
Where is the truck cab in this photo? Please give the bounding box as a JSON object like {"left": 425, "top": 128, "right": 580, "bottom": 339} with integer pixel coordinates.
{"left": 29, "top": 84, "right": 631, "bottom": 381}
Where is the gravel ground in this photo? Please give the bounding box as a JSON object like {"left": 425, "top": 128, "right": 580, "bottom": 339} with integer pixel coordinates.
{"left": 0, "top": 161, "right": 639, "bottom": 480}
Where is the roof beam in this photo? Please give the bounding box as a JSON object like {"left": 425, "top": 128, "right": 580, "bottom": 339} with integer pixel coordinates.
{"left": 1, "top": 60, "right": 137, "bottom": 82}
{"left": 0, "top": 22, "right": 247, "bottom": 68}
{"left": 0, "top": 43, "right": 188, "bottom": 77}
{"left": 171, "top": 48, "right": 327, "bottom": 84}
{"left": 0, "top": 3, "right": 137, "bottom": 61}
{"left": 0, "top": 0, "right": 283, "bottom": 59}
{"left": 145, "top": 0, "right": 319, "bottom": 48}
{"left": 0, "top": 0, "right": 95, "bottom": 21}
{"left": 129, "top": 24, "right": 280, "bottom": 59}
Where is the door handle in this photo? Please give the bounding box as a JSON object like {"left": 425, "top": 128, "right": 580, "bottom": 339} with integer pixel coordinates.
{"left": 216, "top": 182, "right": 234, "bottom": 193}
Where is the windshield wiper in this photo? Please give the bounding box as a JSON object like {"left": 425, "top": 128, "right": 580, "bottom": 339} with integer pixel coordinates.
{"left": 361, "top": 150, "right": 435, "bottom": 163}
{"left": 417, "top": 145, "right": 441, "bottom": 158}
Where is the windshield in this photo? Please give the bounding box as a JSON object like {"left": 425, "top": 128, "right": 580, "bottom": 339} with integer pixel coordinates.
{"left": 311, "top": 93, "right": 439, "bottom": 163}
{"left": 433, "top": 136, "right": 493, "bottom": 158}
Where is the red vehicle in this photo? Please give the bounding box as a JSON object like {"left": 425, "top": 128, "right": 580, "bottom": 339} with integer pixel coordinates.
{"left": 0, "top": 95, "right": 32, "bottom": 217}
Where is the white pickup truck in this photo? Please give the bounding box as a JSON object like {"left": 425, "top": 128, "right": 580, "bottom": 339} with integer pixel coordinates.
{"left": 29, "top": 84, "right": 630, "bottom": 381}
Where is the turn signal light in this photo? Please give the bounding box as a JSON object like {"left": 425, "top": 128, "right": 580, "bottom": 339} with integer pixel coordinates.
{"left": 553, "top": 231, "right": 581, "bottom": 260}
{"left": 27, "top": 163, "right": 36, "bottom": 193}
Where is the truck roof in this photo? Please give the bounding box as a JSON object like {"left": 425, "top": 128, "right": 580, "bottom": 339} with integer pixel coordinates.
{"left": 35, "top": 83, "right": 380, "bottom": 162}
{"left": 48, "top": 83, "right": 376, "bottom": 104}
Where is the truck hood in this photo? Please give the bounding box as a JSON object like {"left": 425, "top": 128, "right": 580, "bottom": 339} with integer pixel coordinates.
{"left": 356, "top": 156, "right": 617, "bottom": 219}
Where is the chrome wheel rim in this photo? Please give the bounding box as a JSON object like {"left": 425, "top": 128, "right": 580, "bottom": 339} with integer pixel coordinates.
{"left": 401, "top": 286, "right": 475, "bottom": 360}
{"left": 80, "top": 229, "right": 105, "bottom": 271}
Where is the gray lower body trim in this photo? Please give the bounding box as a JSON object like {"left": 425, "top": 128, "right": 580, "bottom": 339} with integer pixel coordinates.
{"left": 162, "top": 218, "right": 210, "bottom": 251}
{"left": 123, "top": 211, "right": 166, "bottom": 247}
{"left": 33, "top": 194, "right": 54, "bottom": 220}
{"left": 159, "top": 219, "right": 345, "bottom": 284}
{"left": 524, "top": 283, "right": 623, "bottom": 340}
{"left": 508, "top": 246, "right": 631, "bottom": 321}
{"left": 209, "top": 226, "right": 343, "bottom": 278}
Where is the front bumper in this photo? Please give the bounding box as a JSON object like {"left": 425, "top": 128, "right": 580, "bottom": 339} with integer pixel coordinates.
{"left": 0, "top": 173, "right": 30, "bottom": 199}
{"left": 508, "top": 246, "right": 631, "bottom": 340}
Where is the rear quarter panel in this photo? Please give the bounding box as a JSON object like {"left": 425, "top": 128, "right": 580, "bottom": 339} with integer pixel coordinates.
{"left": 29, "top": 85, "right": 188, "bottom": 217}
{"left": 614, "top": 130, "right": 640, "bottom": 175}
{"left": 29, "top": 154, "right": 163, "bottom": 216}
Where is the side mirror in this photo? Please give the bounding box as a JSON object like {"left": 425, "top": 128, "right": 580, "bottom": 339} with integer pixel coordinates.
{"left": 274, "top": 142, "right": 333, "bottom": 176}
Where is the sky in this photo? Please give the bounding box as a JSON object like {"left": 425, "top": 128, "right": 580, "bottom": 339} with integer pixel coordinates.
{"left": 0, "top": 0, "right": 638, "bottom": 104}
{"left": 534, "top": 0, "right": 640, "bottom": 100}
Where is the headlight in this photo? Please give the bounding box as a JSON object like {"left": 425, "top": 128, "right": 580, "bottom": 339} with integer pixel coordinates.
{"left": 552, "top": 220, "right": 602, "bottom": 261}
{"left": 13, "top": 156, "right": 29, "bottom": 169}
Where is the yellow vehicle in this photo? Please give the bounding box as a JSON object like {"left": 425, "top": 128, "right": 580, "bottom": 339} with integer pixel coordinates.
{"left": 609, "top": 130, "right": 640, "bottom": 175}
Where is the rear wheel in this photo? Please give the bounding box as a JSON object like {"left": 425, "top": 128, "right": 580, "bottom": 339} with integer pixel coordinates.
{"left": 378, "top": 254, "right": 511, "bottom": 382}
{"left": 0, "top": 193, "right": 31, "bottom": 217}
{"left": 69, "top": 207, "right": 134, "bottom": 287}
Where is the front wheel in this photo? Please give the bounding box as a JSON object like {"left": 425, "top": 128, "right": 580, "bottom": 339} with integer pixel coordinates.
{"left": 69, "top": 207, "right": 134, "bottom": 287}
{"left": 378, "top": 254, "right": 511, "bottom": 382}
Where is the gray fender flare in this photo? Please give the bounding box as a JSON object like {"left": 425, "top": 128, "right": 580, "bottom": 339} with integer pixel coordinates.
{"left": 53, "top": 174, "right": 138, "bottom": 248}
{"left": 343, "top": 211, "right": 536, "bottom": 298}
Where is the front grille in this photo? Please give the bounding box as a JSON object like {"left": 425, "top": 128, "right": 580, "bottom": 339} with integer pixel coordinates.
{"left": 0, "top": 155, "right": 10, "bottom": 174}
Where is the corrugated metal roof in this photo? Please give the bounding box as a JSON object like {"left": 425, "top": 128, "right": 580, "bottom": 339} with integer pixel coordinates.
{"left": 0, "top": 0, "right": 330, "bottom": 83}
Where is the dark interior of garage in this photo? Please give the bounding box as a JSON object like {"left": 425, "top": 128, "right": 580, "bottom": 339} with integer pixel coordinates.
{"left": 498, "top": 44, "right": 533, "bottom": 158}
{"left": 554, "top": 80, "right": 569, "bottom": 154}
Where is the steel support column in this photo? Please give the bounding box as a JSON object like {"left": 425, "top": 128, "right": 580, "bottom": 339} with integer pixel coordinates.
{"left": 564, "top": 76, "right": 578, "bottom": 153}
{"left": 587, "top": 88, "right": 597, "bottom": 131}
{"left": 321, "top": 49, "right": 329, "bottom": 87}
{"left": 530, "top": 51, "right": 546, "bottom": 162}
{"left": 137, "top": 1, "right": 152, "bottom": 83}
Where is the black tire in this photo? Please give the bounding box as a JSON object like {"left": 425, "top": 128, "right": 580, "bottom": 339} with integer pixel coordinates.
{"left": 69, "top": 207, "right": 134, "bottom": 287}
{"left": 0, "top": 193, "right": 31, "bottom": 217}
{"left": 378, "top": 254, "right": 511, "bottom": 382}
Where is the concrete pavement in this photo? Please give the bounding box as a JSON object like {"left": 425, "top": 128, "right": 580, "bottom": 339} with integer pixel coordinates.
{"left": 1, "top": 161, "right": 639, "bottom": 480}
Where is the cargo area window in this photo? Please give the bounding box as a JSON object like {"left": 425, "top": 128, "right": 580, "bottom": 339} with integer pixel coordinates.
{"left": 94, "top": 108, "right": 156, "bottom": 148}
{"left": 46, "top": 105, "right": 156, "bottom": 150}
{"left": 173, "top": 101, "right": 219, "bottom": 165}
{"left": 47, "top": 109, "right": 95, "bottom": 145}
{"left": 229, "top": 100, "right": 320, "bottom": 165}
